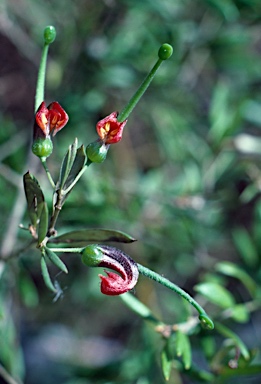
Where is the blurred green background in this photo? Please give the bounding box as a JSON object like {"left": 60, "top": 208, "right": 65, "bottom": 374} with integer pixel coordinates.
{"left": 1, "top": 0, "right": 261, "bottom": 383}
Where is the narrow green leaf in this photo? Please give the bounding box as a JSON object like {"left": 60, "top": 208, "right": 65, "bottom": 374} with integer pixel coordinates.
{"left": 194, "top": 282, "right": 235, "bottom": 309}
{"left": 19, "top": 272, "right": 39, "bottom": 307}
{"left": 201, "top": 336, "right": 216, "bottom": 359}
{"left": 49, "top": 228, "right": 137, "bottom": 246}
{"left": 57, "top": 138, "right": 78, "bottom": 190}
{"left": 37, "top": 202, "right": 48, "bottom": 245}
{"left": 215, "top": 323, "right": 250, "bottom": 360}
{"left": 229, "top": 304, "right": 250, "bottom": 323}
{"left": 161, "top": 345, "right": 172, "bottom": 381}
{"left": 45, "top": 247, "right": 68, "bottom": 274}
{"left": 176, "top": 330, "right": 192, "bottom": 370}
{"left": 216, "top": 261, "right": 257, "bottom": 297}
{"left": 63, "top": 144, "right": 86, "bottom": 190}
{"left": 209, "top": 81, "right": 238, "bottom": 144}
{"left": 207, "top": 0, "right": 239, "bottom": 22}
{"left": 54, "top": 142, "right": 86, "bottom": 209}
{"left": 232, "top": 227, "right": 258, "bottom": 267}
{"left": 120, "top": 292, "right": 160, "bottom": 324}
{"left": 23, "top": 171, "right": 45, "bottom": 227}
{"left": 40, "top": 255, "right": 57, "bottom": 293}
{"left": 220, "top": 364, "right": 261, "bottom": 378}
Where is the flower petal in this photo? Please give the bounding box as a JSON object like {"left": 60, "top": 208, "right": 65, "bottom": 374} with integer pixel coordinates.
{"left": 35, "top": 102, "right": 49, "bottom": 136}
{"left": 98, "top": 245, "right": 139, "bottom": 295}
{"left": 48, "top": 101, "right": 69, "bottom": 136}
{"left": 96, "top": 112, "right": 127, "bottom": 144}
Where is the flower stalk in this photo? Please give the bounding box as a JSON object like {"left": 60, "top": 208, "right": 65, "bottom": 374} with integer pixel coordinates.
{"left": 137, "top": 264, "right": 214, "bottom": 330}
{"left": 117, "top": 43, "right": 173, "bottom": 122}
{"left": 49, "top": 245, "right": 213, "bottom": 329}
{"left": 35, "top": 26, "right": 56, "bottom": 112}
{"left": 40, "top": 157, "right": 55, "bottom": 188}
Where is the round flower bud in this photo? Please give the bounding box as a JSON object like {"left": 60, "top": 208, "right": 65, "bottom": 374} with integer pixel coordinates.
{"left": 32, "top": 138, "right": 53, "bottom": 159}
{"left": 81, "top": 244, "right": 103, "bottom": 267}
{"left": 86, "top": 140, "right": 109, "bottom": 163}
{"left": 43, "top": 26, "right": 56, "bottom": 45}
{"left": 158, "top": 43, "right": 173, "bottom": 60}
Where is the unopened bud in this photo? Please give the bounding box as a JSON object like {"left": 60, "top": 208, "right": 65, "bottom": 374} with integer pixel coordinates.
{"left": 44, "top": 26, "right": 56, "bottom": 45}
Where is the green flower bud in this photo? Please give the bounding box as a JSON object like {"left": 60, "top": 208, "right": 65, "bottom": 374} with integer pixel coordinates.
{"left": 81, "top": 244, "right": 103, "bottom": 267}
{"left": 158, "top": 43, "right": 173, "bottom": 60}
{"left": 86, "top": 140, "right": 109, "bottom": 163}
{"left": 44, "top": 26, "right": 56, "bottom": 45}
{"left": 32, "top": 138, "right": 53, "bottom": 159}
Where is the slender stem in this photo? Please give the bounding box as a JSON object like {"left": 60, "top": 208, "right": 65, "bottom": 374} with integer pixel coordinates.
{"left": 35, "top": 43, "right": 49, "bottom": 112}
{"left": 46, "top": 163, "right": 88, "bottom": 236}
{"left": 138, "top": 264, "right": 214, "bottom": 330}
{"left": 40, "top": 158, "right": 55, "bottom": 188}
{"left": 62, "top": 165, "right": 87, "bottom": 195}
{"left": 117, "top": 59, "right": 162, "bottom": 122}
{"left": 48, "top": 247, "right": 84, "bottom": 253}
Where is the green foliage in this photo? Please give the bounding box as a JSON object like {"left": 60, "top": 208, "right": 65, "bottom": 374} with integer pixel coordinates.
{"left": 1, "top": 0, "right": 261, "bottom": 383}
{"left": 40, "top": 254, "right": 57, "bottom": 293}
{"left": 50, "top": 228, "right": 136, "bottom": 246}
{"left": 195, "top": 282, "right": 236, "bottom": 309}
{"left": 23, "top": 172, "right": 45, "bottom": 229}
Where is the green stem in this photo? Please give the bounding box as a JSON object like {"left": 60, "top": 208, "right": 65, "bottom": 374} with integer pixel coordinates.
{"left": 35, "top": 43, "right": 49, "bottom": 113}
{"left": 62, "top": 165, "right": 88, "bottom": 195}
{"left": 117, "top": 58, "right": 162, "bottom": 122}
{"left": 138, "top": 264, "right": 214, "bottom": 330}
{"left": 117, "top": 43, "right": 173, "bottom": 123}
{"left": 48, "top": 247, "right": 83, "bottom": 253}
{"left": 40, "top": 158, "right": 55, "bottom": 188}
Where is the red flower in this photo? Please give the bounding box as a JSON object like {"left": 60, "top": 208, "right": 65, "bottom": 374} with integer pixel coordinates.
{"left": 96, "top": 112, "right": 127, "bottom": 144}
{"left": 81, "top": 244, "right": 139, "bottom": 296}
{"left": 35, "top": 101, "right": 69, "bottom": 138}
{"left": 98, "top": 245, "right": 139, "bottom": 295}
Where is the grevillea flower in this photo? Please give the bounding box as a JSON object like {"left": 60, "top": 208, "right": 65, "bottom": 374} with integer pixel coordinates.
{"left": 34, "top": 101, "right": 69, "bottom": 139}
{"left": 96, "top": 112, "right": 127, "bottom": 144}
{"left": 81, "top": 244, "right": 139, "bottom": 295}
